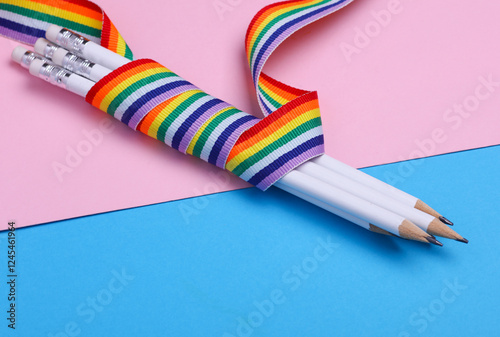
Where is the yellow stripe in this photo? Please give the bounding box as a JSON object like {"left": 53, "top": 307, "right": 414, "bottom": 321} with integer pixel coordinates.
{"left": 260, "top": 83, "right": 289, "bottom": 105}
{"left": 147, "top": 90, "right": 203, "bottom": 138}
{"left": 6, "top": 0, "right": 102, "bottom": 29}
{"left": 247, "top": 0, "right": 323, "bottom": 58}
{"left": 115, "top": 33, "right": 127, "bottom": 56}
{"left": 99, "top": 67, "right": 170, "bottom": 111}
{"left": 186, "top": 107, "right": 234, "bottom": 155}
{"left": 226, "top": 108, "right": 320, "bottom": 170}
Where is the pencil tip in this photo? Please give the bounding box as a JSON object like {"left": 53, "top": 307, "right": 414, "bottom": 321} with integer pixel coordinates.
{"left": 439, "top": 216, "right": 454, "bottom": 226}
{"left": 426, "top": 236, "right": 444, "bottom": 247}
{"left": 457, "top": 237, "right": 469, "bottom": 244}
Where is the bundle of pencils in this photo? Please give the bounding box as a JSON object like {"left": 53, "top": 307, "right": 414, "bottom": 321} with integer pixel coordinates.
{"left": 11, "top": 25, "right": 468, "bottom": 247}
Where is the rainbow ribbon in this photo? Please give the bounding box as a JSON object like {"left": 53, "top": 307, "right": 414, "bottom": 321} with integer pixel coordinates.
{"left": 0, "top": 0, "right": 354, "bottom": 190}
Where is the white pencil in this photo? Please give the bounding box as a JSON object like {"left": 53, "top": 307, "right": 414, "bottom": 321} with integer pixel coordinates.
{"left": 26, "top": 57, "right": 93, "bottom": 97}
{"left": 277, "top": 171, "right": 437, "bottom": 243}
{"left": 15, "top": 53, "right": 439, "bottom": 245}
{"left": 296, "top": 162, "right": 467, "bottom": 242}
{"left": 16, "top": 25, "right": 456, "bottom": 245}
{"left": 46, "top": 26, "right": 129, "bottom": 70}
{"left": 275, "top": 181, "right": 397, "bottom": 237}
{"left": 34, "top": 38, "right": 111, "bottom": 82}
{"left": 312, "top": 155, "right": 453, "bottom": 224}
{"left": 43, "top": 29, "right": 451, "bottom": 235}
{"left": 11, "top": 46, "right": 49, "bottom": 69}
{"left": 43, "top": 25, "right": 452, "bottom": 226}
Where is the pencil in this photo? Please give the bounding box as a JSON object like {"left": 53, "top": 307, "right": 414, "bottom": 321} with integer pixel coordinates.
{"left": 311, "top": 155, "right": 454, "bottom": 225}
{"left": 44, "top": 25, "right": 455, "bottom": 231}
{"left": 278, "top": 171, "right": 440, "bottom": 245}
{"left": 43, "top": 25, "right": 456, "bottom": 228}
{"left": 297, "top": 162, "right": 467, "bottom": 243}
{"left": 14, "top": 26, "right": 461, "bottom": 246}
{"left": 20, "top": 54, "right": 441, "bottom": 245}
{"left": 266, "top": 180, "right": 396, "bottom": 237}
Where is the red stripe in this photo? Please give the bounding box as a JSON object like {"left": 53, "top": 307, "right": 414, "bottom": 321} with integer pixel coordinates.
{"left": 260, "top": 73, "right": 307, "bottom": 97}
{"left": 85, "top": 59, "right": 156, "bottom": 104}
{"left": 100, "top": 12, "right": 112, "bottom": 49}
{"left": 235, "top": 91, "right": 317, "bottom": 145}
{"left": 62, "top": 0, "right": 102, "bottom": 14}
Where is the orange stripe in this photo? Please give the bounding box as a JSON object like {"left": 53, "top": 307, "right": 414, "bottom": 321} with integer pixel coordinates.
{"left": 226, "top": 99, "right": 317, "bottom": 162}
{"left": 106, "top": 21, "right": 119, "bottom": 53}
{"left": 261, "top": 72, "right": 307, "bottom": 96}
{"left": 91, "top": 63, "right": 165, "bottom": 108}
{"left": 137, "top": 95, "right": 180, "bottom": 134}
{"left": 260, "top": 77, "right": 300, "bottom": 102}
{"left": 26, "top": 0, "right": 102, "bottom": 21}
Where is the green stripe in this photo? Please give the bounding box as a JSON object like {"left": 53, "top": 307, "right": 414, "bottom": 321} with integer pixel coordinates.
{"left": 156, "top": 92, "right": 209, "bottom": 143}
{"left": 231, "top": 117, "right": 321, "bottom": 176}
{"left": 192, "top": 108, "right": 241, "bottom": 158}
{"left": 124, "top": 44, "right": 134, "bottom": 60}
{"left": 259, "top": 84, "right": 282, "bottom": 109}
{"left": 249, "top": 0, "right": 330, "bottom": 66}
{"left": 0, "top": 4, "right": 101, "bottom": 37}
{"left": 106, "top": 71, "right": 176, "bottom": 116}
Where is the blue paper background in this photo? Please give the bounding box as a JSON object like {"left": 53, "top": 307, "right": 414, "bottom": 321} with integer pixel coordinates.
{"left": 1, "top": 145, "right": 499, "bottom": 337}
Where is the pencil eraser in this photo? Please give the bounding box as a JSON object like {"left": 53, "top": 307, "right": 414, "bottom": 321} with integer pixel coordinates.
{"left": 52, "top": 48, "right": 68, "bottom": 66}
{"left": 34, "top": 38, "right": 50, "bottom": 55}
{"left": 29, "top": 59, "right": 44, "bottom": 77}
{"left": 46, "top": 24, "right": 63, "bottom": 42}
{"left": 11, "top": 46, "right": 28, "bottom": 64}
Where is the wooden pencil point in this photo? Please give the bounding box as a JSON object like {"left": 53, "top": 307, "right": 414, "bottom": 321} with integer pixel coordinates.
{"left": 427, "top": 218, "right": 466, "bottom": 241}
{"left": 415, "top": 200, "right": 442, "bottom": 218}
{"left": 439, "top": 216, "right": 454, "bottom": 226}
{"left": 369, "top": 224, "right": 397, "bottom": 237}
{"left": 398, "top": 220, "right": 433, "bottom": 244}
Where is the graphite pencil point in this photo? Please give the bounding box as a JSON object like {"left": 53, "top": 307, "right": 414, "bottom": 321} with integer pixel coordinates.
{"left": 439, "top": 216, "right": 454, "bottom": 226}
{"left": 426, "top": 236, "right": 443, "bottom": 247}
{"left": 457, "top": 237, "right": 469, "bottom": 244}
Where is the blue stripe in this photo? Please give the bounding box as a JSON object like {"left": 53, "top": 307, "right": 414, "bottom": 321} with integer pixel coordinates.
{"left": 0, "top": 17, "right": 45, "bottom": 38}
{"left": 252, "top": 0, "right": 347, "bottom": 81}
{"left": 247, "top": 135, "right": 324, "bottom": 186}
{"left": 259, "top": 95, "right": 273, "bottom": 115}
{"left": 120, "top": 80, "right": 191, "bottom": 125}
{"left": 207, "top": 115, "right": 258, "bottom": 166}
{"left": 171, "top": 98, "right": 224, "bottom": 150}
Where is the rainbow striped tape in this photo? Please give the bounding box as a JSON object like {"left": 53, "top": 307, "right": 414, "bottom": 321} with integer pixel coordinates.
{"left": 85, "top": 59, "right": 324, "bottom": 190}
{"left": 246, "top": 0, "right": 353, "bottom": 115}
{"left": 0, "top": 0, "right": 355, "bottom": 190}
{"left": 0, "top": 0, "right": 133, "bottom": 58}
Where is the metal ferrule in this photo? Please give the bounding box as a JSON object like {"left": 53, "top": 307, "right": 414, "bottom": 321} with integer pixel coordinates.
{"left": 61, "top": 52, "right": 94, "bottom": 78}
{"left": 55, "top": 28, "right": 89, "bottom": 55}
{"left": 20, "top": 52, "right": 47, "bottom": 69}
{"left": 36, "top": 62, "right": 72, "bottom": 89}
{"left": 42, "top": 41, "right": 59, "bottom": 59}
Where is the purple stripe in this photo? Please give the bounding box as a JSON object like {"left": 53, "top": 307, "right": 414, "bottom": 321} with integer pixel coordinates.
{"left": 127, "top": 84, "right": 199, "bottom": 129}
{"left": 0, "top": 26, "right": 36, "bottom": 45}
{"left": 217, "top": 118, "right": 259, "bottom": 168}
{"left": 256, "top": 144, "right": 324, "bottom": 191}
{"left": 177, "top": 101, "right": 233, "bottom": 153}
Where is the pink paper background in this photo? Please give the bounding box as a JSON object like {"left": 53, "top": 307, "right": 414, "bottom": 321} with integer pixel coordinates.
{"left": 2, "top": 0, "right": 500, "bottom": 229}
